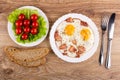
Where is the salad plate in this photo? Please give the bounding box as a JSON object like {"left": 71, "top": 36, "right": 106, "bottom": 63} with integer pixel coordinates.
{"left": 8, "top": 6, "right": 49, "bottom": 47}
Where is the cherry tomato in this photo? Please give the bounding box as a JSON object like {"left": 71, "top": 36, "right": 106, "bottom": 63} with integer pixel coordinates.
{"left": 24, "top": 26, "right": 30, "bottom": 33}
{"left": 21, "top": 33, "right": 28, "bottom": 40}
{"left": 18, "top": 14, "right": 25, "bottom": 20}
{"left": 16, "top": 27, "right": 22, "bottom": 35}
{"left": 15, "top": 20, "right": 23, "bottom": 27}
{"left": 23, "top": 19, "right": 30, "bottom": 26}
{"left": 31, "top": 27, "right": 38, "bottom": 35}
{"left": 32, "top": 21, "right": 39, "bottom": 27}
{"left": 30, "top": 14, "right": 38, "bottom": 21}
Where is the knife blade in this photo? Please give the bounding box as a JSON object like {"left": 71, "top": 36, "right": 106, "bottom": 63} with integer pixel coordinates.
{"left": 108, "top": 13, "right": 116, "bottom": 39}
{"left": 105, "top": 13, "right": 116, "bottom": 69}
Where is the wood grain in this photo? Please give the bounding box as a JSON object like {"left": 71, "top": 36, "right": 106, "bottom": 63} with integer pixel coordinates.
{"left": 0, "top": 0, "right": 120, "bottom": 80}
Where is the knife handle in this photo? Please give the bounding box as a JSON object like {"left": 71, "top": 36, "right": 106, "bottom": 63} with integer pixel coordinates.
{"left": 105, "top": 39, "right": 112, "bottom": 69}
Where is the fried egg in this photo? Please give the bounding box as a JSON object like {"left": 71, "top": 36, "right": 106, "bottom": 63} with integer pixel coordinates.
{"left": 55, "top": 18, "right": 94, "bottom": 58}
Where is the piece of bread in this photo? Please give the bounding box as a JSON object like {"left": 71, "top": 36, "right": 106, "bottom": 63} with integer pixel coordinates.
{"left": 7, "top": 53, "right": 46, "bottom": 67}
{"left": 4, "top": 46, "right": 49, "bottom": 67}
{"left": 4, "top": 46, "right": 49, "bottom": 62}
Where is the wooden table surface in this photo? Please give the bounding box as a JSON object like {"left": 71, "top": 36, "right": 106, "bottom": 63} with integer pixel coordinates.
{"left": 0, "top": 0, "right": 120, "bottom": 80}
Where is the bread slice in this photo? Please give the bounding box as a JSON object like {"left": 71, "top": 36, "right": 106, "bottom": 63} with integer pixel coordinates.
{"left": 6, "top": 52, "right": 46, "bottom": 67}
{"left": 4, "top": 46, "right": 49, "bottom": 62}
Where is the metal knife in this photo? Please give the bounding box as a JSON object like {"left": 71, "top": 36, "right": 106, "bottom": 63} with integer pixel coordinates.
{"left": 105, "top": 13, "right": 116, "bottom": 69}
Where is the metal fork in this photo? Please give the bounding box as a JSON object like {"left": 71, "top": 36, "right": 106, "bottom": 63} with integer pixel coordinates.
{"left": 99, "top": 15, "right": 109, "bottom": 65}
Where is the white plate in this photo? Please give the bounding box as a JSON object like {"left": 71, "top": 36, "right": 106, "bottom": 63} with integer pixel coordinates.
{"left": 49, "top": 13, "right": 99, "bottom": 63}
{"left": 8, "top": 6, "right": 49, "bottom": 47}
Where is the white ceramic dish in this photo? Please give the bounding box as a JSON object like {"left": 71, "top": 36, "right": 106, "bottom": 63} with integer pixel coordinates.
{"left": 8, "top": 6, "right": 49, "bottom": 47}
{"left": 49, "top": 13, "right": 99, "bottom": 63}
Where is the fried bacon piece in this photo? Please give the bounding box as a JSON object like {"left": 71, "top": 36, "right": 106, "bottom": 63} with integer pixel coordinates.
{"left": 59, "top": 44, "right": 67, "bottom": 49}
{"left": 64, "top": 50, "right": 67, "bottom": 53}
{"left": 72, "top": 40, "right": 77, "bottom": 45}
{"left": 69, "top": 45, "right": 77, "bottom": 52}
{"left": 65, "top": 17, "right": 73, "bottom": 22}
{"left": 76, "top": 54, "right": 80, "bottom": 58}
{"left": 76, "top": 51, "right": 82, "bottom": 55}
{"left": 54, "top": 31, "right": 62, "bottom": 41}
{"left": 75, "top": 46, "right": 85, "bottom": 58}
{"left": 62, "top": 53, "right": 67, "bottom": 55}
{"left": 80, "top": 20, "right": 88, "bottom": 26}
{"left": 77, "top": 46, "right": 86, "bottom": 54}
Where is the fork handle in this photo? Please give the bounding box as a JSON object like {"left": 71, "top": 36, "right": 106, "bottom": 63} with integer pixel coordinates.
{"left": 99, "top": 33, "right": 104, "bottom": 65}
{"left": 105, "top": 39, "right": 112, "bottom": 69}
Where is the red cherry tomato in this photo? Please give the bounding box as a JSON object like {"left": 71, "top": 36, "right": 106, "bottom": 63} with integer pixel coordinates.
{"left": 18, "top": 14, "right": 25, "bottom": 20}
{"left": 23, "top": 19, "right": 30, "bottom": 26}
{"left": 15, "top": 20, "right": 23, "bottom": 27}
{"left": 24, "top": 27, "right": 30, "bottom": 33}
{"left": 16, "top": 27, "right": 22, "bottom": 35}
{"left": 30, "top": 14, "right": 38, "bottom": 21}
{"left": 21, "top": 33, "right": 28, "bottom": 40}
{"left": 32, "top": 21, "right": 39, "bottom": 27}
{"left": 31, "top": 27, "right": 38, "bottom": 35}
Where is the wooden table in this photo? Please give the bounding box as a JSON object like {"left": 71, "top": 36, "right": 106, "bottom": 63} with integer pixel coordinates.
{"left": 0, "top": 0, "right": 120, "bottom": 80}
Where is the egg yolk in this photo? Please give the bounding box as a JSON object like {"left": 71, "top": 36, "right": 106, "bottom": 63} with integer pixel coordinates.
{"left": 80, "top": 28, "right": 91, "bottom": 41}
{"left": 64, "top": 24, "right": 75, "bottom": 36}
